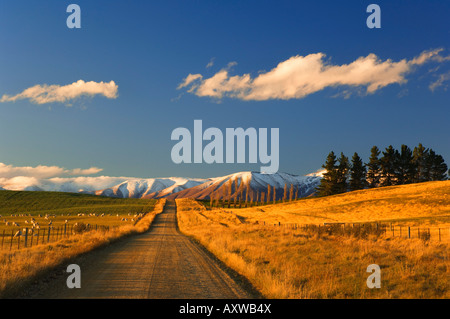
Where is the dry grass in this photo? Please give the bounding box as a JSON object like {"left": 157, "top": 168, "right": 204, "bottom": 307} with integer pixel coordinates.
{"left": 176, "top": 188, "right": 449, "bottom": 299}
{"left": 0, "top": 199, "right": 166, "bottom": 298}
{"left": 232, "top": 181, "right": 450, "bottom": 227}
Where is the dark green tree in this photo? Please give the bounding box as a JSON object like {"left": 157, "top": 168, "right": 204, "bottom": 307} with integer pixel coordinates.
{"left": 366, "top": 146, "right": 381, "bottom": 188}
{"left": 394, "top": 144, "right": 416, "bottom": 185}
{"left": 336, "top": 152, "right": 350, "bottom": 193}
{"left": 316, "top": 151, "right": 340, "bottom": 196}
{"left": 380, "top": 145, "right": 397, "bottom": 187}
{"left": 412, "top": 143, "right": 429, "bottom": 183}
{"left": 349, "top": 152, "right": 367, "bottom": 191}
{"left": 426, "top": 149, "right": 448, "bottom": 181}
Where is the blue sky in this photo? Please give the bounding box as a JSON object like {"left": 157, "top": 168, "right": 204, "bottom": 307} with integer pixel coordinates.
{"left": 0, "top": 0, "right": 449, "bottom": 179}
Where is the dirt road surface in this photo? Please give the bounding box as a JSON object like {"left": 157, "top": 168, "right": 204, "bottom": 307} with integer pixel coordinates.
{"left": 35, "top": 201, "right": 254, "bottom": 299}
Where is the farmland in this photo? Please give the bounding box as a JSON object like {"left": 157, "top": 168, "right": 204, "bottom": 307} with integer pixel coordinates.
{"left": 0, "top": 190, "right": 163, "bottom": 298}
{"left": 176, "top": 181, "right": 450, "bottom": 299}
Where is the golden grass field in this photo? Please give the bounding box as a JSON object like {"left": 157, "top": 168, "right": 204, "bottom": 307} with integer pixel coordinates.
{"left": 176, "top": 181, "right": 450, "bottom": 299}
{"left": 232, "top": 181, "right": 450, "bottom": 227}
{"left": 0, "top": 199, "right": 166, "bottom": 298}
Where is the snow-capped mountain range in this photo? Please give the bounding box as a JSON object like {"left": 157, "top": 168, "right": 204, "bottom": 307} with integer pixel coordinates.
{"left": 0, "top": 170, "right": 324, "bottom": 200}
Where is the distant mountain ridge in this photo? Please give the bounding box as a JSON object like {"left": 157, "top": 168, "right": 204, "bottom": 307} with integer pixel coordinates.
{"left": 96, "top": 171, "right": 323, "bottom": 201}
{"left": 0, "top": 170, "right": 323, "bottom": 201}
{"left": 95, "top": 177, "right": 208, "bottom": 198}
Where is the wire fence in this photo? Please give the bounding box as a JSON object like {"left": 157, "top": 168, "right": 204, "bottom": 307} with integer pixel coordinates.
{"left": 255, "top": 221, "right": 450, "bottom": 243}
{"left": 0, "top": 223, "right": 115, "bottom": 252}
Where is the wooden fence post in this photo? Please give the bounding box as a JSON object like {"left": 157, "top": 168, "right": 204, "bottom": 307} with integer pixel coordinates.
{"left": 408, "top": 227, "right": 411, "bottom": 239}
{"left": 9, "top": 230, "right": 13, "bottom": 251}
{"left": 47, "top": 228, "right": 51, "bottom": 243}
{"left": 24, "top": 228, "right": 28, "bottom": 248}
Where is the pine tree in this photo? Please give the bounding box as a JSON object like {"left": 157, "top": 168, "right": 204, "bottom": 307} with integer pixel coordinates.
{"left": 366, "top": 146, "right": 381, "bottom": 188}
{"left": 412, "top": 143, "right": 429, "bottom": 183}
{"left": 380, "top": 145, "right": 397, "bottom": 186}
{"left": 349, "top": 152, "right": 367, "bottom": 191}
{"left": 394, "top": 145, "right": 416, "bottom": 185}
{"left": 427, "top": 149, "right": 448, "bottom": 181}
{"left": 316, "top": 151, "right": 339, "bottom": 196}
{"left": 336, "top": 152, "right": 350, "bottom": 194}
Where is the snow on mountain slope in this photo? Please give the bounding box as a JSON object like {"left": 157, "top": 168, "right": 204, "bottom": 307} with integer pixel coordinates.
{"left": 165, "top": 171, "right": 322, "bottom": 200}
{"left": 95, "top": 177, "right": 208, "bottom": 198}
{"left": 0, "top": 170, "right": 322, "bottom": 201}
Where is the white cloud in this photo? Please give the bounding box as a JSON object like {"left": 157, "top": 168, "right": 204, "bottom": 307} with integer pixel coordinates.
{"left": 429, "top": 71, "right": 450, "bottom": 92}
{"left": 0, "top": 80, "right": 118, "bottom": 105}
{"left": 178, "top": 49, "right": 448, "bottom": 101}
{"left": 0, "top": 162, "right": 102, "bottom": 179}
{"left": 0, "top": 162, "right": 110, "bottom": 192}
{"left": 206, "top": 58, "right": 215, "bottom": 69}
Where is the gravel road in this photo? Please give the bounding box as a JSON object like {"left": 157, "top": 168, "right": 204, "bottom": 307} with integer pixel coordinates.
{"left": 35, "top": 200, "right": 254, "bottom": 299}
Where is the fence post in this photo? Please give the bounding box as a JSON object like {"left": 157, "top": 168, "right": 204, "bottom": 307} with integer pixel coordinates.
{"left": 439, "top": 228, "right": 441, "bottom": 242}
{"left": 47, "top": 228, "right": 51, "bottom": 243}
{"left": 64, "top": 224, "right": 67, "bottom": 237}
{"left": 9, "top": 230, "right": 13, "bottom": 251}
{"left": 408, "top": 227, "right": 411, "bottom": 239}
{"left": 24, "top": 228, "right": 28, "bottom": 248}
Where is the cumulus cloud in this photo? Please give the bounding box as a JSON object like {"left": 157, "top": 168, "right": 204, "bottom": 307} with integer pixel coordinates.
{"left": 0, "top": 162, "right": 112, "bottom": 192}
{"left": 0, "top": 162, "right": 102, "bottom": 179}
{"left": 0, "top": 80, "right": 118, "bottom": 105}
{"left": 178, "top": 49, "right": 449, "bottom": 101}
{"left": 0, "top": 175, "right": 129, "bottom": 192}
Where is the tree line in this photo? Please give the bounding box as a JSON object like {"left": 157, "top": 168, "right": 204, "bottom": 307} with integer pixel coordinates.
{"left": 316, "top": 143, "right": 448, "bottom": 197}
{"left": 209, "top": 177, "right": 301, "bottom": 209}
